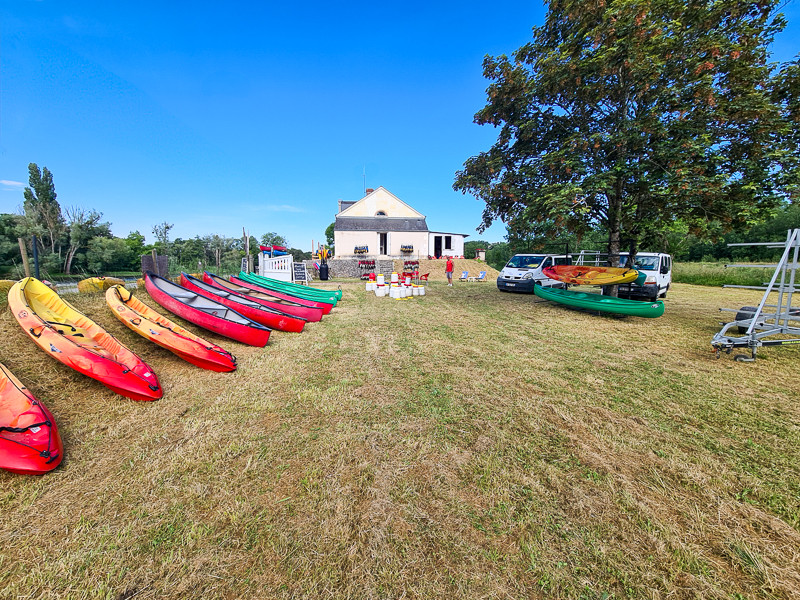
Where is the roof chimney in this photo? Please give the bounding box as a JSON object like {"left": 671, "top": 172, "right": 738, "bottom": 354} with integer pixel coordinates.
{"left": 365, "top": 188, "right": 375, "bottom": 195}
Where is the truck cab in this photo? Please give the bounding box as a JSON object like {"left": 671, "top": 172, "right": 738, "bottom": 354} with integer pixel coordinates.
{"left": 616, "top": 252, "right": 672, "bottom": 300}
{"left": 496, "top": 254, "right": 570, "bottom": 293}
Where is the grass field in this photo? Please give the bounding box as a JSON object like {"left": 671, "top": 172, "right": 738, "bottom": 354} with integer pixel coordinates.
{"left": 1, "top": 280, "right": 799, "bottom": 599}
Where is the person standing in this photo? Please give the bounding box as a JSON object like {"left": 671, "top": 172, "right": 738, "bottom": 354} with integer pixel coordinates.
{"left": 445, "top": 256, "right": 454, "bottom": 286}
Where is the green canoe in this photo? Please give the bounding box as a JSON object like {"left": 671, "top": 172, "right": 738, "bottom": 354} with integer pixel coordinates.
{"left": 533, "top": 285, "right": 664, "bottom": 318}
{"left": 238, "top": 272, "right": 341, "bottom": 304}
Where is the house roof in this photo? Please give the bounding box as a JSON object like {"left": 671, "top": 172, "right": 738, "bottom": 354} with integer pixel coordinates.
{"left": 335, "top": 216, "right": 429, "bottom": 232}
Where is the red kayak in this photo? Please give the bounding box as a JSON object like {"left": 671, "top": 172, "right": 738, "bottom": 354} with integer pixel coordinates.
{"left": 203, "top": 272, "right": 324, "bottom": 322}
{"left": 0, "top": 362, "right": 63, "bottom": 474}
{"left": 228, "top": 275, "right": 333, "bottom": 315}
{"left": 145, "top": 272, "right": 271, "bottom": 347}
{"left": 179, "top": 273, "right": 307, "bottom": 333}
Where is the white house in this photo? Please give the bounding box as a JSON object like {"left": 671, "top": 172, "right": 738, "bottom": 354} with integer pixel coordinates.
{"left": 333, "top": 187, "right": 467, "bottom": 259}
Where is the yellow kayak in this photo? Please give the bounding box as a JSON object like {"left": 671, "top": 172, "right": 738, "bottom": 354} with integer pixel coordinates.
{"left": 543, "top": 265, "right": 639, "bottom": 286}
{"left": 77, "top": 277, "right": 125, "bottom": 293}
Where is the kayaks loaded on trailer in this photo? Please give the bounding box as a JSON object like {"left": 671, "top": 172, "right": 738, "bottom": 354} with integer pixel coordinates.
{"left": 105, "top": 285, "right": 237, "bottom": 372}
{"left": 8, "top": 278, "right": 163, "bottom": 401}
{"left": 533, "top": 285, "right": 665, "bottom": 318}
{"left": 238, "top": 271, "right": 341, "bottom": 304}
{"left": 0, "top": 362, "right": 63, "bottom": 475}
{"left": 542, "top": 265, "right": 640, "bottom": 286}
{"left": 228, "top": 275, "right": 333, "bottom": 315}
{"left": 179, "top": 273, "right": 308, "bottom": 332}
{"left": 144, "top": 272, "right": 271, "bottom": 347}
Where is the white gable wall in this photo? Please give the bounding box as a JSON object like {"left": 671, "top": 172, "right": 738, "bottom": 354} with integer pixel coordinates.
{"left": 338, "top": 188, "right": 424, "bottom": 219}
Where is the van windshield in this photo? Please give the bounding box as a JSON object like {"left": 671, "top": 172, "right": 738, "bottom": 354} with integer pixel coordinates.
{"left": 619, "top": 255, "right": 658, "bottom": 271}
{"left": 506, "top": 255, "right": 546, "bottom": 269}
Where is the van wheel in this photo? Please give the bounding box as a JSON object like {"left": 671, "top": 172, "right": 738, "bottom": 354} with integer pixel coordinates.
{"left": 659, "top": 285, "right": 669, "bottom": 299}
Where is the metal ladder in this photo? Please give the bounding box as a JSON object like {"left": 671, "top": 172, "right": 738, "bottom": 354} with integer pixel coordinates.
{"left": 711, "top": 228, "right": 800, "bottom": 361}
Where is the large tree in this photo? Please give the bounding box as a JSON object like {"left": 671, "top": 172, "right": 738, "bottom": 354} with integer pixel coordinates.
{"left": 454, "top": 0, "right": 795, "bottom": 265}
{"left": 63, "top": 207, "right": 110, "bottom": 275}
{"left": 23, "top": 163, "right": 64, "bottom": 254}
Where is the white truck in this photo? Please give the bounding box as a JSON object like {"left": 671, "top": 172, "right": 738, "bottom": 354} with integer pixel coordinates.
{"left": 615, "top": 252, "right": 672, "bottom": 301}
{"left": 496, "top": 254, "right": 570, "bottom": 293}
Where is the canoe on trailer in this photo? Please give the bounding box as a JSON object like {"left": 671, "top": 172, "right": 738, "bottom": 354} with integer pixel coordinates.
{"left": 8, "top": 278, "right": 162, "bottom": 401}
{"left": 105, "top": 285, "right": 237, "bottom": 372}
{"left": 0, "top": 362, "right": 63, "bottom": 474}
{"left": 542, "top": 265, "right": 639, "bottom": 286}
{"left": 179, "top": 273, "right": 308, "bottom": 332}
{"left": 227, "top": 275, "right": 333, "bottom": 315}
{"left": 238, "top": 271, "right": 341, "bottom": 305}
{"left": 144, "top": 272, "right": 271, "bottom": 347}
{"left": 533, "top": 285, "right": 664, "bottom": 318}
{"left": 203, "top": 271, "right": 330, "bottom": 323}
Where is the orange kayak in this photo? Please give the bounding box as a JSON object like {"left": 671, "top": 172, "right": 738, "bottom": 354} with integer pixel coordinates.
{"left": 543, "top": 265, "right": 639, "bottom": 286}
{"left": 0, "top": 362, "right": 63, "bottom": 474}
{"left": 8, "top": 277, "right": 162, "bottom": 401}
{"left": 105, "top": 285, "right": 237, "bottom": 372}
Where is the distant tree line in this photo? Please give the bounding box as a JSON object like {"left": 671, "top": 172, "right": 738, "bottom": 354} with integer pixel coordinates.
{"left": 471, "top": 203, "right": 800, "bottom": 271}
{"left": 0, "top": 163, "right": 311, "bottom": 279}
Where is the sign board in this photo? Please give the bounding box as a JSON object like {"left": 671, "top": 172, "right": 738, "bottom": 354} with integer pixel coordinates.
{"left": 293, "top": 262, "right": 308, "bottom": 283}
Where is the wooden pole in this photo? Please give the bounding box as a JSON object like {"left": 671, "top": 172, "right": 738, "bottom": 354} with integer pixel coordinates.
{"left": 18, "top": 238, "right": 31, "bottom": 277}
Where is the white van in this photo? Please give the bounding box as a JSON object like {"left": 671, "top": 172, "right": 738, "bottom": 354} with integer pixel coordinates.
{"left": 616, "top": 252, "right": 672, "bottom": 300}
{"left": 496, "top": 254, "right": 570, "bottom": 293}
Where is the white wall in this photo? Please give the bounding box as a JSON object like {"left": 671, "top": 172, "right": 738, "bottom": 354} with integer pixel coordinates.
{"left": 334, "top": 230, "right": 430, "bottom": 258}
{"left": 428, "top": 233, "right": 465, "bottom": 258}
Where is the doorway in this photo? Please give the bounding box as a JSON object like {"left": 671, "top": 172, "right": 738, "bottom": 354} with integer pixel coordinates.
{"left": 379, "top": 233, "right": 388, "bottom": 255}
{"left": 434, "top": 236, "right": 442, "bottom": 258}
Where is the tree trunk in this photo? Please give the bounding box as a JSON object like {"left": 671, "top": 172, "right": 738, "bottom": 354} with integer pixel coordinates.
{"left": 606, "top": 186, "right": 623, "bottom": 297}
{"left": 64, "top": 246, "right": 78, "bottom": 275}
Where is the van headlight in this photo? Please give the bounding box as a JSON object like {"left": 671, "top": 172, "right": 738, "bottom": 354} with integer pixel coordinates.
{"left": 645, "top": 275, "right": 656, "bottom": 283}
{"left": 522, "top": 273, "right": 534, "bottom": 279}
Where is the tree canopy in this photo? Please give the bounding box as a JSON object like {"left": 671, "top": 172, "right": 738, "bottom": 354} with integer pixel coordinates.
{"left": 454, "top": 0, "right": 798, "bottom": 263}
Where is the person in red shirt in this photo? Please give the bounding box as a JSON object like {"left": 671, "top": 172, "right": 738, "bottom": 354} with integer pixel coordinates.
{"left": 445, "top": 256, "right": 454, "bottom": 286}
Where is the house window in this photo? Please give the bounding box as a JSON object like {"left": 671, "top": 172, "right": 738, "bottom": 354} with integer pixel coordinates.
{"left": 445, "top": 236, "right": 452, "bottom": 250}
{"left": 376, "top": 211, "right": 386, "bottom": 216}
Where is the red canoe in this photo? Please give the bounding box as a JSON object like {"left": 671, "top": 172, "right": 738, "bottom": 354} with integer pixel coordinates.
{"left": 203, "top": 272, "right": 324, "bottom": 322}
{"left": 228, "top": 275, "right": 333, "bottom": 315}
{"left": 145, "top": 272, "right": 271, "bottom": 347}
{"left": 180, "top": 273, "right": 307, "bottom": 333}
{"left": 0, "top": 362, "right": 64, "bottom": 474}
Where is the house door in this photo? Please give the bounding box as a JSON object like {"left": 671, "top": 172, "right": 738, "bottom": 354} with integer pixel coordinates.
{"left": 379, "top": 233, "right": 388, "bottom": 255}
{"left": 434, "top": 236, "right": 442, "bottom": 258}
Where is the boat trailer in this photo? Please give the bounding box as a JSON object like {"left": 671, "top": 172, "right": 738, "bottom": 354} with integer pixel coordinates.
{"left": 712, "top": 228, "right": 800, "bottom": 362}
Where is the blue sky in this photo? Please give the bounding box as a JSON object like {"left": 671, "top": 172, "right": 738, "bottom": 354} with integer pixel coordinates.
{"left": 1, "top": 1, "right": 798, "bottom": 251}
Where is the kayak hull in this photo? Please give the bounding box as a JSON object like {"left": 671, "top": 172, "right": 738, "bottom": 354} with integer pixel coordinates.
{"left": 0, "top": 362, "right": 64, "bottom": 475}
{"left": 534, "top": 285, "right": 664, "bottom": 318}
{"left": 179, "top": 273, "right": 307, "bottom": 332}
{"left": 145, "top": 273, "right": 271, "bottom": 347}
{"left": 543, "top": 265, "right": 639, "bottom": 286}
{"left": 105, "top": 285, "right": 237, "bottom": 372}
{"left": 229, "top": 275, "right": 332, "bottom": 315}
{"left": 238, "top": 271, "right": 341, "bottom": 305}
{"left": 8, "top": 278, "right": 163, "bottom": 401}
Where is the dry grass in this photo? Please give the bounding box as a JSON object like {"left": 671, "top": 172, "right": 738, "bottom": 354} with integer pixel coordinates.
{"left": 1, "top": 281, "right": 799, "bottom": 599}
{"left": 394, "top": 258, "right": 499, "bottom": 282}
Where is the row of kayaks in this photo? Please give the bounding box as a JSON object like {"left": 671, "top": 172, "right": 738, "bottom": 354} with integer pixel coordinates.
{"left": 1, "top": 271, "right": 341, "bottom": 475}
{"left": 538, "top": 265, "right": 664, "bottom": 318}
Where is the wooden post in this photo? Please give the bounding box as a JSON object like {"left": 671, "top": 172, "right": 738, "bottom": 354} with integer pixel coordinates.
{"left": 18, "top": 238, "right": 31, "bottom": 277}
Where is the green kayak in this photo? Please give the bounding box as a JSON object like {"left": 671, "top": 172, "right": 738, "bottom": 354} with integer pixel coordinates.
{"left": 533, "top": 285, "right": 664, "bottom": 318}
{"left": 238, "top": 272, "right": 341, "bottom": 304}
